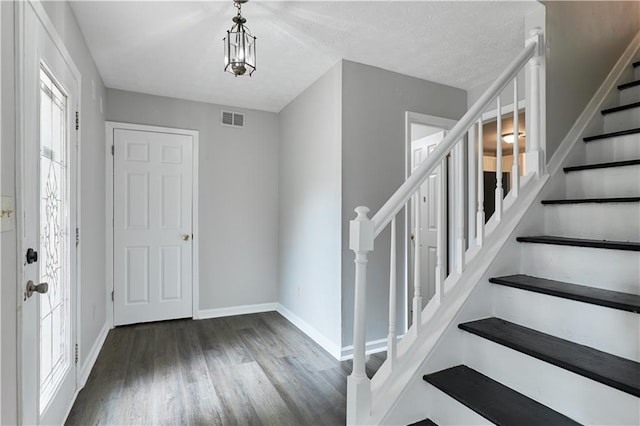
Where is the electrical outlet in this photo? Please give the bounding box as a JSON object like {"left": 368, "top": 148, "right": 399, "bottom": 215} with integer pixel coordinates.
{"left": 0, "top": 196, "right": 15, "bottom": 232}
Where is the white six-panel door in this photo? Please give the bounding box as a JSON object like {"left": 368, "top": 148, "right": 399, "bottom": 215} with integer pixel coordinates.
{"left": 113, "top": 129, "right": 193, "bottom": 325}
{"left": 411, "top": 130, "right": 447, "bottom": 307}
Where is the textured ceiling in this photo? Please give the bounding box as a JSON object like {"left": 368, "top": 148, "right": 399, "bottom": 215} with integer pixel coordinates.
{"left": 70, "top": 1, "right": 541, "bottom": 113}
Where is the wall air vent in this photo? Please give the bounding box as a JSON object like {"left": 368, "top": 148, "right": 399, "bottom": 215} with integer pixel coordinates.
{"left": 221, "top": 110, "right": 245, "bottom": 128}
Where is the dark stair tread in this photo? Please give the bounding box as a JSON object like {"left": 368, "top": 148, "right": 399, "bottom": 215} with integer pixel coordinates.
{"left": 489, "top": 274, "right": 640, "bottom": 313}
{"left": 423, "top": 365, "right": 580, "bottom": 426}
{"left": 602, "top": 101, "right": 640, "bottom": 115}
{"left": 619, "top": 80, "right": 640, "bottom": 90}
{"left": 541, "top": 196, "right": 640, "bottom": 205}
{"left": 408, "top": 419, "right": 438, "bottom": 426}
{"left": 563, "top": 158, "right": 640, "bottom": 172}
{"left": 459, "top": 318, "right": 640, "bottom": 397}
{"left": 517, "top": 235, "right": 640, "bottom": 251}
{"left": 633, "top": 60, "right": 640, "bottom": 68}
{"left": 583, "top": 127, "right": 640, "bottom": 142}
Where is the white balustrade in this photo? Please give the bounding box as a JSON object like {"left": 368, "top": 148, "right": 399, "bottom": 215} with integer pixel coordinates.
{"left": 347, "top": 32, "right": 544, "bottom": 425}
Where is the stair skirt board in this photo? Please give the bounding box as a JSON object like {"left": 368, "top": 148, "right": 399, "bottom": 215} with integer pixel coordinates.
{"left": 423, "top": 366, "right": 580, "bottom": 426}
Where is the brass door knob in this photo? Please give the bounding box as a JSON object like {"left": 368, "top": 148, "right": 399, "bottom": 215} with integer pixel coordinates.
{"left": 26, "top": 280, "right": 48, "bottom": 298}
{"left": 182, "top": 234, "right": 190, "bottom": 241}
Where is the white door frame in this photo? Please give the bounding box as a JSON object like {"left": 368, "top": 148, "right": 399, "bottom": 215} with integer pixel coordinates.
{"left": 16, "top": 1, "right": 82, "bottom": 423}
{"left": 404, "top": 111, "right": 457, "bottom": 332}
{"left": 105, "top": 121, "right": 200, "bottom": 327}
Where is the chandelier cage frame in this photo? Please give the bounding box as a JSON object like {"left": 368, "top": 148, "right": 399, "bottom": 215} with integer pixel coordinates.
{"left": 223, "top": 0, "right": 257, "bottom": 77}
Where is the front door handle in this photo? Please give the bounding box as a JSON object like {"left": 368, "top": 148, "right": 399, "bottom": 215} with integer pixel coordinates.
{"left": 26, "top": 280, "right": 48, "bottom": 299}
{"left": 182, "top": 234, "right": 190, "bottom": 241}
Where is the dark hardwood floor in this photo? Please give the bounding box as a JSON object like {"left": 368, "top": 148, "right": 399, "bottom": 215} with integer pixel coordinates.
{"left": 66, "top": 312, "right": 386, "bottom": 426}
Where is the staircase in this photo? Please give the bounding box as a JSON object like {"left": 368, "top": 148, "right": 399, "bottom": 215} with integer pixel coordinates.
{"left": 416, "top": 60, "right": 640, "bottom": 425}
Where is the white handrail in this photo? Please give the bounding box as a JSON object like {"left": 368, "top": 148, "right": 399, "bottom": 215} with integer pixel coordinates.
{"left": 372, "top": 42, "right": 537, "bottom": 237}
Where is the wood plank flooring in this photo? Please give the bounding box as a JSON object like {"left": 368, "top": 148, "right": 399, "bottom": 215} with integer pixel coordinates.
{"left": 66, "top": 312, "right": 385, "bottom": 426}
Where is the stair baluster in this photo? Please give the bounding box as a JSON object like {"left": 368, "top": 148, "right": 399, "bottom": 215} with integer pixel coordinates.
{"left": 413, "top": 191, "right": 422, "bottom": 331}
{"left": 477, "top": 119, "right": 485, "bottom": 247}
{"left": 495, "top": 96, "right": 504, "bottom": 221}
{"left": 387, "top": 217, "right": 397, "bottom": 369}
{"left": 512, "top": 75, "right": 520, "bottom": 196}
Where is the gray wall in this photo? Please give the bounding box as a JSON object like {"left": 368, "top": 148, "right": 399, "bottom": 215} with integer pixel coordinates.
{"left": 1, "top": 2, "right": 107, "bottom": 423}
{"left": 106, "top": 89, "right": 280, "bottom": 312}
{"left": 278, "top": 62, "right": 343, "bottom": 350}
{"left": 341, "top": 60, "right": 467, "bottom": 347}
{"left": 544, "top": 1, "right": 639, "bottom": 157}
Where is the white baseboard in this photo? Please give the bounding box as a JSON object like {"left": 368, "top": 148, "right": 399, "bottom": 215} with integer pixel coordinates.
{"left": 340, "top": 334, "right": 406, "bottom": 361}
{"left": 276, "top": 304, "right": 342, "bottom": 360}
{"left": 79, "top": 323, "right": 110, "bottom": 388}
{"left": 197, "top": 302, "right": 278, "bottom": 320}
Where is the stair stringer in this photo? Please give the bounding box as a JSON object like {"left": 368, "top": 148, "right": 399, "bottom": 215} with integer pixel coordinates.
{"left": 375, "top": 30, "right": 640, "bottom": 426}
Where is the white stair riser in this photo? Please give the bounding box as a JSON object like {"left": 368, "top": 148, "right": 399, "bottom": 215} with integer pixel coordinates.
{"left": 520, "top": 243, "right": 640, "bottom": 295}
{"left": 604, "top": 107, "right": 640, "bottom": 133}
{"left": 421, "top": 384, "right": 492, "bottom": 426}
{"left": 620, "top": 85, "right": 640, "bottom": 105}
{"left": 463, "top": 332, "right": 640, "bottom": 426}
{"left": 492, "top": 285, "right": 640, "bottom": 361}
{"left": 635, "top": 66, "right": 640, "bottom": 81}
{"left": 585, "top": 133, "right": 640, "bottom": 163}
{"left": 543, "top": 203, "right": 640, "bottom": 241}
{"left": 565, "top": 165, "right": 640, "bottom": 198}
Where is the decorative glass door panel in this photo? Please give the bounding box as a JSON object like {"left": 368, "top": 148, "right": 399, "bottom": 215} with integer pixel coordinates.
{"left": 38, "top": 67, "right": 71, "bottom": 412}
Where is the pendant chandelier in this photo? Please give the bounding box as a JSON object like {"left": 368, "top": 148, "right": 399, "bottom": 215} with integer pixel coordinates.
{"left": 223, "top": 0, "right": 256, "bottom": 77}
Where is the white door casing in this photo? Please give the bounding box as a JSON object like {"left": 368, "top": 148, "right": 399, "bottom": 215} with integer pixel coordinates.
{"left": 113, "top": 128, "right": 194, "bottom": 325}
{"left": 18, "top": 2, "right": 81, "bottom": 424}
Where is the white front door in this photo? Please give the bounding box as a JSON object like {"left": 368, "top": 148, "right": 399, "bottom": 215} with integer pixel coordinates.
{"left": 411, "top": 130, "right": 446, "bottom": 307}
{"left": 113, "top": 129, "right": 193, "bottom": 325}
{"left": 19, "top": 2, "right": 80, "bottom": 424}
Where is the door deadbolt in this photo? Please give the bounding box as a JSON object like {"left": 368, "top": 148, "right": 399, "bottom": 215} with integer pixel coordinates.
{"left": 26, "top": 248, "right": 38, "bottom": 264}
{"left": 26, "top": 280, "right": 48, "bottom": 298}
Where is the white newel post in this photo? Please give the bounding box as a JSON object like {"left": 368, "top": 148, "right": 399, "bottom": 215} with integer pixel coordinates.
{"left": 512, "top": 76, "right": 520, "bottom": 196}
{"left": 347, "top": 206, "right": 374, "bottom": 426}
{"left": 526, "top": 28, "right": 545, "bottom": 177}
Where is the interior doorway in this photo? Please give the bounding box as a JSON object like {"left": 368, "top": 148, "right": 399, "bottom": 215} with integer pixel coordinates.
{"left": 405, "top": 112, "right": 457, "bottom": 328}
{"left": 106, "top": 122, "right": 200, "bottom": 327}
